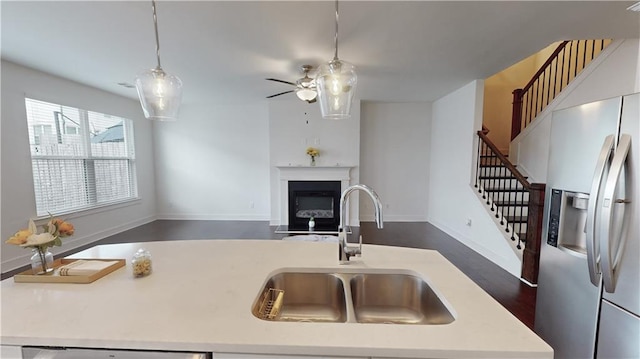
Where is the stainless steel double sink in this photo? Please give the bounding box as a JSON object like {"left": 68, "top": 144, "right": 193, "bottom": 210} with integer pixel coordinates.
{"left": 251, "top": 269, "right": 455, "bottom": 325}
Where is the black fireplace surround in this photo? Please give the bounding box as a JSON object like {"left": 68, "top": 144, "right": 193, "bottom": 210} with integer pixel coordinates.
{"left": 288, "top": 181, "right": 341, "bottom": 230}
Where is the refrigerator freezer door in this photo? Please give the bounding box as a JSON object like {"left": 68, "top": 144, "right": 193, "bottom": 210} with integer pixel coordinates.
{"left": 597, "top": 300, "right": 640, "bottom": 358}
{"left": 602, "top": 93, "right": 640, "bottom": 317}
{"left": 545, "top": 96, "right": 622, "bottom": 194}
{"left": 536, "top": 97, "right": 622, "bottom": 359}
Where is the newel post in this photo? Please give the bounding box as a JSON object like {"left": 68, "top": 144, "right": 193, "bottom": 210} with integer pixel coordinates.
{"left": 511, "top": 89, "right": 524, "bottom": 141}
{"left": 521, "top": 183, "right": 546, "bottom": 284}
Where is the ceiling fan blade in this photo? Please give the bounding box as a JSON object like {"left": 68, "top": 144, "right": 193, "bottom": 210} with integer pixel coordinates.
{"left": 266, "top": 78, "right": 296, "bottom": 86}
{"left": 266, "top": 90, "right": 295, "bottom": 98}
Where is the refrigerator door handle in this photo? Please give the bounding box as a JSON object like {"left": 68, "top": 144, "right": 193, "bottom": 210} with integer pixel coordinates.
{"left": 599, "top": 134, "right": 631, "bottom": 293}
{"left": 586, "top": 135, "right": 615, "bottom": 286}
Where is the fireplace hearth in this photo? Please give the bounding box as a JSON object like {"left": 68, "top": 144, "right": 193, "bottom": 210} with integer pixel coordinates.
{"left": 288, "top": 181, "right": 341, "bottom": 230}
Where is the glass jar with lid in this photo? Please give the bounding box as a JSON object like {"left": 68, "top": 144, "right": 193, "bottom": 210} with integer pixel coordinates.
{"left": 132, "top": 248, "right": 153, "bottom": 278}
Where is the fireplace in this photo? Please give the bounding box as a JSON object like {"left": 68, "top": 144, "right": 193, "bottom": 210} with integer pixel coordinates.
{"left": 288, "top": 181, "right": 341, "bottom": 230}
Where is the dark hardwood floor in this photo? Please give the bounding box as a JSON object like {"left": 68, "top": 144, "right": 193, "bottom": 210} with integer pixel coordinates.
{"left": 1, "top": 220, "right": 536, "bottom": 329}
{"left": 360, "top": 222, "right": 537, "bottom": 330}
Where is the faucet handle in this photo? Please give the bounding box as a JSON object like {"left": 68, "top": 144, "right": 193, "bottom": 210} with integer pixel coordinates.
{"left": 355, "top": 234, "right": 363, "bottom": 257}
{"left": 344, "top": 235, "right": 363, "bottom": 257}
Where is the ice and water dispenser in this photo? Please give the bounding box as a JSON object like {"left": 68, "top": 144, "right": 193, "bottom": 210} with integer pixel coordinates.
{"left": 547, "top": 188, "right": 590, "bottom": 255}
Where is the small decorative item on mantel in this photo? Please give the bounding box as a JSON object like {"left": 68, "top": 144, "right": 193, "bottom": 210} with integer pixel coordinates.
{"left": 5, "top": 216, "right": 74, "bottom": 275}
{"left": 306, "top": 147, "right": 320, "bottom": 166}
{"left": 308, "top": 216, "right": 316, "bottom": 229}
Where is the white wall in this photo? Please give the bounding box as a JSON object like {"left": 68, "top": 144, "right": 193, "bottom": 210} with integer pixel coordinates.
{"left": 154, "top": 102, "right": 271, "bottom": 220}
{"left": 428, "top": 80, "right": 522, "bottom": 277}
{"left": 360, "top": 102, "right": 431, "bottom": 222}
{"left": 483, "top": 46, "right": 541, "bottom": 154}
{"left": 512, "top": 39, "right": 640, "bottom": 182}
{"left": 1, "top": 60, "right": 157, "bottom": 271}
{"left": 268, "top": 99, "right": 360, "bottom": 225}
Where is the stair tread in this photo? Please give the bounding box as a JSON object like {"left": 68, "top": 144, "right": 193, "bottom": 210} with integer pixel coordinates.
{"left": 479, "top": 164, "right": 507, "bottom": 168}
{"left": 509, "top": 233, "right": 528, "bottom": 244}
{"left": 483, "top": 187, "right": 528, "bottom": 192}
{"left": 494, "top": 200, "right": 530, "bottom": 206}
{"left": 504, "top": 215, "right": 528, "bottom": 223}
{"left": 479, "top": 163, "right": 521, "bottom": 168}
{"left": 479, "top": 175, "right": 528, "bottom": 180}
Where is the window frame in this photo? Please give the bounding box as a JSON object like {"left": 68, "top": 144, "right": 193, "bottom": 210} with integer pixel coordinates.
{"left": 25, "top": 98, "right": 139, "bottom": 217}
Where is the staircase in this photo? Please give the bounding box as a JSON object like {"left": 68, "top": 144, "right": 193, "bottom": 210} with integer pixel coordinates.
{"left": 475, "top": 39, "right": 611, "bottom": 285}
{"left": 475, "top": 130, "right": 546, "bottom": 284}
{"left": 478, "top": 162, "right": 529, "bottom": 249}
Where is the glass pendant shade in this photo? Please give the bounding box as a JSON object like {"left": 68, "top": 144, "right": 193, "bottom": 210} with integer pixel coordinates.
{"left": 316, "top": 59, "right": 357, "bottom": 120}
{"left": 135, "top": 67, "right": 183, "bottom": 121}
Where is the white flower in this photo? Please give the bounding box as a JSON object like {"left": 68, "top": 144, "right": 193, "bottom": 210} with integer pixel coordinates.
{"left": 21, "top": 233, "right": 56, "bottom": 247}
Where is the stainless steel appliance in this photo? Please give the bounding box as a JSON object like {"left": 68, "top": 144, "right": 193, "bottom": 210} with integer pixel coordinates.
{"left": 535, "top": 93, "right": 639, "bottom": 358}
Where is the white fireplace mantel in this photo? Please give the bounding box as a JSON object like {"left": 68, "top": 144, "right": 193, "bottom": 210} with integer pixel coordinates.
{"left": 276, "top": 166, "right": 355, "bottom": 226}
{"left": 276, "top": 165, "right": 354, "bottom": 181}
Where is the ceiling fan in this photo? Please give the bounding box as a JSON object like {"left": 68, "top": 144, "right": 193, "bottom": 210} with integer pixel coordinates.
{"left": 266, "top": 65, "right": 317, "bottom": 103}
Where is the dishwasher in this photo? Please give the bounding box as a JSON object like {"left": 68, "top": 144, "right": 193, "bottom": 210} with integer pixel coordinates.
{"left": 22, "top": 347, "right": 209, "bottom": 359}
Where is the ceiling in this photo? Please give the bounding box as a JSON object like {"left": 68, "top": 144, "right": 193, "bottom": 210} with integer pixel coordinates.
{"left": 2, "top": 1, "right": 639, "bottom": 106}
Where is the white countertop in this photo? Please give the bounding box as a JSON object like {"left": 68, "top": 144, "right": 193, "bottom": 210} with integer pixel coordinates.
{"left": 0, "top": 240, "right": 552, "bottom": 358}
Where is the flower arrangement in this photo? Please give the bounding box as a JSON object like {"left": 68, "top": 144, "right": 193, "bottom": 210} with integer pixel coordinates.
{"left": 6, "top": 216, "right": 74, "bottom": 274}
{"left": 306, "top": 147, "right": 320, "bottom": 166}
{"left": 306, "top": 147, "right": 320, "bottom": 158}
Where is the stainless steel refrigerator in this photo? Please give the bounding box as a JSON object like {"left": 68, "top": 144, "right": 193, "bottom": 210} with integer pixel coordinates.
{"left": 535, "top": 93, "right": 639, "bottom": 359}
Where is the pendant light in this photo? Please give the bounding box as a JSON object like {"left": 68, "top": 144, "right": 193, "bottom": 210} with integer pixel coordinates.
{"left": 316, "top": 0, "right": 357, "bottom": 120}
{"left": 135, "top": 0, "right": 183, "bottom": 121}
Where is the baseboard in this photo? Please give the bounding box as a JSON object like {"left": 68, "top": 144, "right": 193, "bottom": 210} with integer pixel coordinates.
{"left": 360, "top": 214, "right": 428, "bottom": 222}
{"left": 1, "top": 215, "right": 157, "bottom": 273}
{"left": 427, "top": 218, "right": 522, "bottom": 279}
{"left": 156, "top": 214, "right": 271, "bottom": 221}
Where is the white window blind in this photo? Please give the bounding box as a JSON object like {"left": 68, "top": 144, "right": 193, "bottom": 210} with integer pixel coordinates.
{"left": 25, "top": 98, "right": 138, "bottom": 216}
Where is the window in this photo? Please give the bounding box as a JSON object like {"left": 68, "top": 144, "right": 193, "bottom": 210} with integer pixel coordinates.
{"left": 25, "top": 98, "right": 138, "bottom": 216}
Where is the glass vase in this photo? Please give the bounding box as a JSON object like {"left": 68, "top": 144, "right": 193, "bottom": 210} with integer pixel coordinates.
{"left": 310, "top": 156, "right": 316, "bottom": 166}
{"left": 30, "top": 247, "right": 54, "bottom": 275}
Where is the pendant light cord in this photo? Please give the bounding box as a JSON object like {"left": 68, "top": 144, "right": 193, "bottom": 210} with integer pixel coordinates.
{"left": 333, "top": 0, "right": 339, "bottom": 61}
{"left": 151, "top": 0, "right": 162, "bottom": 69}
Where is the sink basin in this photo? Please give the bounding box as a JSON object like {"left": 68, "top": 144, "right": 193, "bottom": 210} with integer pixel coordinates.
{"left": 252, "top": 272, "right": 347, "bottom": 323}
{"left": 350, "top": 273, "right": 455, "bottom": 325}
{"left": 252, "top": 270, "right": 455, "bottom": 325}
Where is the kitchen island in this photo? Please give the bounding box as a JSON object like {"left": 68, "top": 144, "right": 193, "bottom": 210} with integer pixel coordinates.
{"left": 1, "top": 240, "right": 552, "bottom": 358}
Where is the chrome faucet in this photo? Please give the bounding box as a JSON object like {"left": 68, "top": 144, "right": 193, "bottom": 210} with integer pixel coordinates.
{"left": 338, "top": 184, "right": 384, "bottom": 263}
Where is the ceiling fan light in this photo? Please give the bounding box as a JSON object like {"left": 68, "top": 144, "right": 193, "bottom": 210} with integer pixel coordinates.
{"left": 135, "top": 67, "right": 183, "bottom": 121}
{"left": 297, "top": 77, "right": 315, "bottom": 89}
{"left": 316, "top": 59, "right": 357, "bottom": 120}
{"left": 296, "top": 88, "right": 318, "bottom": 102}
